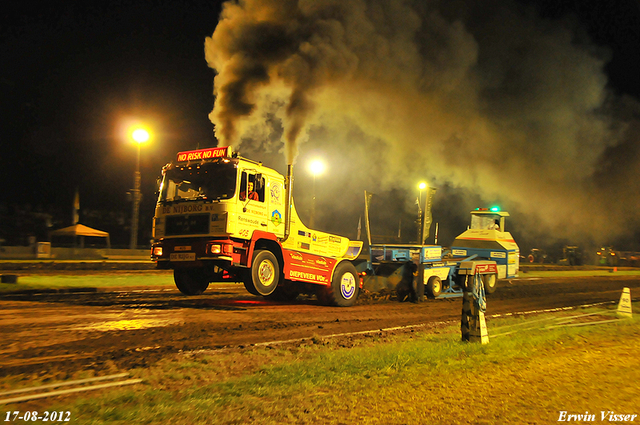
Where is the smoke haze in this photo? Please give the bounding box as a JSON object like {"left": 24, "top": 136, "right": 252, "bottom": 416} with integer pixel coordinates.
{"left": 205, "top": 0, "right": 640, "bottom": 248}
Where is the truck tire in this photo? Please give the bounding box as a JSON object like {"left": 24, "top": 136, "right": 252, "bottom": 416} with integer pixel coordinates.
{"left": 482, "top": 273, "right": 498, "bottom": 294}
{"left": 320, "top": 261, "right": 359, "bottom": 307}
{"left": 174, "top": 269, "right": 209, "bottom": 295}
{"left": 426, "top": 276, "right": 442, "bottom": 298}
{"left": 244, "top": 250, "right": 280, "bottom": 296}
{"left": 242, "top": 278, "right": 260, "bottom": 296}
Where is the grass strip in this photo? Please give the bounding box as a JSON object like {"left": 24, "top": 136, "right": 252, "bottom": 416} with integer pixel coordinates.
{"left": 31, "top": 305, "right": 639, "bottom": 425}
{"left": 520, "top": 269, "right": 640, "bottom": 277}
{"left": 3, "top": 268, "right": 638, "bottom": 293}
{"left": 0, "top": 274, "right": 174, "bottom": 292}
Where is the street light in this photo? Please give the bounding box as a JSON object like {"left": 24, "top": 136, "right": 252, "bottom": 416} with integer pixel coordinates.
{"left": 309, "top": 159, "right": 326, "bottom": 228}
{"left": 417, "top": 182, "right": 427, "bottom": 244}
{"left": 130, "top": 127, "right": 150, "bottom": 250}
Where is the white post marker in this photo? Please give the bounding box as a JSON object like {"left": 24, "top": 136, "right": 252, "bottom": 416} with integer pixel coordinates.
{"left": 478, "top": 310, "right": 490, "bottom": 344}
{"left": 617, "top": 287, "right": 633, "bottom": 318}
{"left": 466, "top": 274, "right": 490, "bottom": 344}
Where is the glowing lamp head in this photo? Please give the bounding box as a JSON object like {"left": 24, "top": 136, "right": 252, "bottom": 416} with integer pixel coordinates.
{"left": 418, "top": 182, "right": 427, "bottom": 190}
{"left": 309, "top": 159, "right": 325, "bottom": 176}
{"left": 131, "top": 128, "right": 150, "bottom": 144}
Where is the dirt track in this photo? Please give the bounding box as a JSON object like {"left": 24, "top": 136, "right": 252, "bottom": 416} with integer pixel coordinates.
{"left": 1, "top": 274, "right": 638, "bottom": 378}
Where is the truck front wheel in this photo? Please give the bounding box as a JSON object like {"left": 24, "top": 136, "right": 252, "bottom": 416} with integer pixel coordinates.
{"left": 244, "top": 250, "right": 280, "bottom": 296}
{"left": 174, "top": 269, "right": 209, "bottom": 295}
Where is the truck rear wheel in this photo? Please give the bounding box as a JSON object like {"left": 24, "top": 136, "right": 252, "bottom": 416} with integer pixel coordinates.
{"left": 174, "top": 269, "right": 209, "bottom": 295}
{"left": 482, "top": 273, "right": 498, "bottom": 294}
{"left": 244, "top": 250, "right": 280, "bottom": 296}
{"left": 319, "top": 262, "right": 359, "bottom": 307}
{"left": 426, "top": 276, "right": 442, "bottom": 298}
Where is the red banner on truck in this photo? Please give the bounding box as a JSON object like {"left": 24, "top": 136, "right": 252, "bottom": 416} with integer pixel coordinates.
{"left": 176, "top": 147, "right": 229, "bottom": 162}
{"left": 284, "top": 250, "right": 335, "bottom": 285}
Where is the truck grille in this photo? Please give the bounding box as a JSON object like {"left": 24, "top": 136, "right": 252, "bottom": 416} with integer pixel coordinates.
{"left": 165, "top": 214, "right": 210, "bottom": 236}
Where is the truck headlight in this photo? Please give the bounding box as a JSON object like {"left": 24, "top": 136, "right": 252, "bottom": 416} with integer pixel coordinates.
{"left": 206, "top": 243, "right": 233, "bottom": 255}
{"left": 207, "top": 244, "right": 222, "bottom": 254}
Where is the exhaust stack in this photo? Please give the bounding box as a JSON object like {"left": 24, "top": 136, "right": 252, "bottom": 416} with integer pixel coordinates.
{"left": 280, "top": 164, "right": 294, "bottom": 242}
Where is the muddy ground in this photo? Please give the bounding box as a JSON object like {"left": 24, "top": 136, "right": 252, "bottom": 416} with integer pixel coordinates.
{"left": 1, "top": 271, "right": 638, "bottom": 379}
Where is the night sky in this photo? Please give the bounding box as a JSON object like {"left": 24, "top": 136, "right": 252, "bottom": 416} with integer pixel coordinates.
{"left": 2, "top": 0, "right": 640, "bottom": 251}
{"left": 2, "top": 1, "right": 224, "bottom": 244}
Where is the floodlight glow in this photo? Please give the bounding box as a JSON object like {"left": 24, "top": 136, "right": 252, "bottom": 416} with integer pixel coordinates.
{"left": 418, "top": 182, "right": 427, "bottom": 190}
{"left": 131, "top": 128, "right": 150, "bottom": 144}
{"left": 309, "top": 159, "right": 326, "bottom": 176}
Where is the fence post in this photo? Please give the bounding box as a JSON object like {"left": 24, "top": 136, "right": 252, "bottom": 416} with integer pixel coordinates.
{"left": 461, "top": 273, "right": 489, "bottom": 344}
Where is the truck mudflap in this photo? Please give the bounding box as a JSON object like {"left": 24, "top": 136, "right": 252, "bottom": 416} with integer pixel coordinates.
{"left": 342, "top": 241, "right": 364, "bottom": 260}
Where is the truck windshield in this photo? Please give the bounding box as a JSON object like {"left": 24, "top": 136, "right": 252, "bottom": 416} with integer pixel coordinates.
{"left": 158, "top": 161, "right": 237, "bottom": 203}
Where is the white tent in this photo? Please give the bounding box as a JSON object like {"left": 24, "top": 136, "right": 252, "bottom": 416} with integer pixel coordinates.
{"left": 50, "top": 224, "right": 111, "bottom": 249}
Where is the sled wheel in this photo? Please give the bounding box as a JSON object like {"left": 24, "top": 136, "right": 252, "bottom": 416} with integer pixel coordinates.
{"left": 426, "top": 276, "right": 442, "bottom": 298}
{"left": 482, "top": 273, "right": 498, "bottom": 294}
{"left": 174, "top": 269, "right": 209, "bottom": 295}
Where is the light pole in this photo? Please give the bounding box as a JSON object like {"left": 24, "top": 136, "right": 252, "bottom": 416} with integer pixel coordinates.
{"left": 309, "top": 159, "right": 325, "bottom": 228}
{"left": 130, "top": 128, "right": 149, "bottom": 250}
{"left": 417, "top": 182, "right": 426, "bottom": 244}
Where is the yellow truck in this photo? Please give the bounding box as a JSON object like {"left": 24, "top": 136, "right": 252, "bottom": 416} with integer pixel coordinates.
{"left": 151, "top": 146, "right": 363, "bottom": 306}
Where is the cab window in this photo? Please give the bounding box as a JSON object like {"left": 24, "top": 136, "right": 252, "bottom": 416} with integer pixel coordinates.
{"left": 239, "top": 172, "right": 265, "bottom": 202}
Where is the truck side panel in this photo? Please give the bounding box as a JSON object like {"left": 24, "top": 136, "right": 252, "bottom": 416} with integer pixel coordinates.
{"left": 283, "top": 249, "right": 336, "bottom": 285}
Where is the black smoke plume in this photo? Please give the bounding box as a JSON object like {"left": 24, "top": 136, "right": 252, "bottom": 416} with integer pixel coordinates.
{"left": 205, "top": 0, "right": 640, "bottom": 247}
